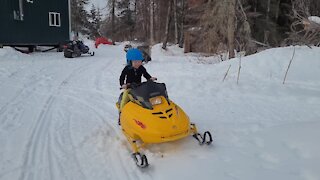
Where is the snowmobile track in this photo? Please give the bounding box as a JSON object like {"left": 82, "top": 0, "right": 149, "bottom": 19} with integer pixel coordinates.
{"left": 18, "top": 62, "right": 95, "bottom": 180}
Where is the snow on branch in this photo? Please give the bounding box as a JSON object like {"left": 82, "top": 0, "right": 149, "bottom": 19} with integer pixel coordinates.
{"left": 308, "top": 16, "right": 320, "bottom": 25}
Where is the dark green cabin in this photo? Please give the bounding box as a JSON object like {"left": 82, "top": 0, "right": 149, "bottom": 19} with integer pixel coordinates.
{"left": 0, "top": 0, "right": 70, "bottom": 47}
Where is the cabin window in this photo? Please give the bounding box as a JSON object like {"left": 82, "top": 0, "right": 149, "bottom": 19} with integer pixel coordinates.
{"left": 13, "top": 10, "right": 20, "bottom": 20}
{"left": 13, "top": 10, "right": 23, "bottom": 21}
{"left": 48, "top": 12, "right": 61, "bottom": 27}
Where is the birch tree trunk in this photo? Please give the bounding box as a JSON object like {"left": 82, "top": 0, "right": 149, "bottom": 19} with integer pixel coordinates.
{"left": 179, "top": 0, "right": 185, "bottom": 48}
{"left": 111, "top": 0, "right": 115, "bottom": 44}
{"left": 227, "top": 0, "right": 236, "bottom": 58}
{"left": 162, "top": 0, "right": 172, "bottom": 50}
{"left": 150, "top": 0, "right": 155, "bottom": 45}
{"left": 264, "top": 0, "right": 271, "bottom": 45}
{"left": 133, "top": 0, "right": 137, "bottom": 36}
{"left": 173, "top": 0, "right": 178, "bottom": 44}
{"left": 275, "top": 0, "right": 281, "bottom": 20}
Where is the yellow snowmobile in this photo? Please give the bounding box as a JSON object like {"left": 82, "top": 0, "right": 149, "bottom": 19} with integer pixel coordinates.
{"left": 116, "top": 81, "right": 212, "bottom": 168}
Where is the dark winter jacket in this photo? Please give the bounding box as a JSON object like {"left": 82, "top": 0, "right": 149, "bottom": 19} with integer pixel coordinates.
{"left": 119, "top": 65, "right": 152, "bottom": 86}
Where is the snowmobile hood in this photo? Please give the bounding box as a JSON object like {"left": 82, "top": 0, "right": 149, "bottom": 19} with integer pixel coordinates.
{"left": 120, "top": 99, "right": 190, "bottom": 143}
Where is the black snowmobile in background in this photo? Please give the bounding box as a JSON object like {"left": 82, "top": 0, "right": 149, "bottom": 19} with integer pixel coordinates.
{"left": 63, "top": 40, "right": 94, "bottom": 58}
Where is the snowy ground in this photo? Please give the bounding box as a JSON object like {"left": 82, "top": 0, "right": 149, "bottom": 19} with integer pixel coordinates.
{"left": 0, "top": 43, "right": 319, "bottom": 180}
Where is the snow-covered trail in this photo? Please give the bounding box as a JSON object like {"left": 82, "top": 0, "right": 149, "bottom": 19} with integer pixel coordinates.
{"left": 1, "top": 44, "right": 320, "bottom": 180}
{"left": 0, "top": 46, "right": 149, "bottom": 180}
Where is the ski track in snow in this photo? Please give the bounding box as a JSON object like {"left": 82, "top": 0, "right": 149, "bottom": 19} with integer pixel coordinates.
{"left": 0, "top": 65, "right": 53, "bottom": 128}
{"left": 18, "top": 61, "right": 96, "bottom": 180}
{"left": 0, "top": 50, "right": 143, "bottom": 180}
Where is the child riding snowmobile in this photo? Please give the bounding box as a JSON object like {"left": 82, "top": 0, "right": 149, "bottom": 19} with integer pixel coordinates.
{"left": 116, "top": 80, "right": 213, "bottom": 168}
{"left": 116, "top": 49, "right": 212, "bottom": 167}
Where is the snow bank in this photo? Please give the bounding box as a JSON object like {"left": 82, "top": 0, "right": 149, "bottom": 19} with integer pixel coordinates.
{"left": 148, "top": 44, "right": 320, "bottom": 180}
{"left": 229, "top": 46, "right": 320, "bottom": 83}
{"left": 151, "top": 43, "right": 222, "bottom": 64}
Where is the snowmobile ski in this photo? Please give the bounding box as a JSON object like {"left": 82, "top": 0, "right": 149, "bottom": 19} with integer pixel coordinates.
{"left": 132, "top": 152, "right": 149, "bottom": 168}
{"left": 193, "top": 131, "right": 213, "bottom": 145}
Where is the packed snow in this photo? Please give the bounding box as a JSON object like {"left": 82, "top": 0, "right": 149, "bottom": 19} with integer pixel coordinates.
{"left": 0, "top": 42, "right": 320, "bottom": 180}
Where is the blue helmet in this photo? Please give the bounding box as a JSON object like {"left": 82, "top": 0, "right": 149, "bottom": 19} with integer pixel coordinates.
{"left": 126, "top": 48, "right": 144, "bottom": 61}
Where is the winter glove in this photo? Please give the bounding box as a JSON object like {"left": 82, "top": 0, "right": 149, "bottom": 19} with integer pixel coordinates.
{"left": 121, "top": 84, "right": 128, "bottom": 89}
{"left": 150, "top": 77, "right": 157, "bottom": 81}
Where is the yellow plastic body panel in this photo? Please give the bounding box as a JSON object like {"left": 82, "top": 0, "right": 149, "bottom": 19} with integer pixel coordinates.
{"left": 120, "top": 96, "right": 193, "bottom": 144}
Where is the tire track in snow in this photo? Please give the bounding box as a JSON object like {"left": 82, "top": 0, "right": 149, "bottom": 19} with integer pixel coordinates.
{"left": 56, "top": 59, "right": 140, "bottom": 180}
{"left": 60, "top": 58, "right": 145, "bottom": 180}
{"left": 93, "top": 62, "right": 111, "bottom": 92}
{"left": 0, "top": 64, "right": 61, "bottom": 179}
{"left": 6, "top": 54, "right": 146, "bottom": 180}
{"left": 0, "top": 65, "right": 55, "bottom": 130}
{"left": 18, "top": 95, "right": 55, "bottom": 180}
{"left": 93, "top": 57, "right": 122, "bottom": 91}
{"left": 18, "top": 62, "right": 93, "bottom": 180}
{"left": 69, "top": 61, "right": 138, "bottom": 180}
{"left": 89, "top": 59, "right": 150, "bottom": 180}
{"left": 0, "top": 59, "right": 36, "bottom": 84}
{"left": 17, "top": 59, "right": 136, "bottom": 180}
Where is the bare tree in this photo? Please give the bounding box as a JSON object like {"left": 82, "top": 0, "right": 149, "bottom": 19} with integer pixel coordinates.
{"left": 150, "top": 0, "right": 155, "bottom": 45}
{"left": 179, "top": 0, "right": 185, "bottom": 48}
{"left": 264, "top": 0, "right": 271, "bottom": 45}
{"left": 173, "top": 0, "right": 178, "bottom": 44}
{"left": 284, "top": 0, "right": 320, "bottom": 46}
{"left": 101, "top": 0, "right": 320, "bottom": 54}
{"left": 227, "top": 0, "right": 236, "bottom": 58}
{"left": 162, "top": 0, "right": 173, "bottom": 50}
{"left": 111, "top": 0, "right": 115, "bottom": 43}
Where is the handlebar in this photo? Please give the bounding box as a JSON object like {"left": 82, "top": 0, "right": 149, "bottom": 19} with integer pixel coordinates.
{"left": 119, "top": 79, "right": 157, "bottom": 90}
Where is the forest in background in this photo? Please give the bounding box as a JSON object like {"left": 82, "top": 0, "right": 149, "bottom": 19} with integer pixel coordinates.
{"left": 71, "top": 0, "right": 320, "bottom": 58}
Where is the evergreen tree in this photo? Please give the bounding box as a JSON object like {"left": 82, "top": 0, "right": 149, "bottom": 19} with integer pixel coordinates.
{"left": 116, "top": 0, "right": 135, "bottom": 39}
{"left": 71, "top": 0, "right": 90, "bottom": 37}
{"left": 88, "top": 4, "right": 102, "bottom": 39}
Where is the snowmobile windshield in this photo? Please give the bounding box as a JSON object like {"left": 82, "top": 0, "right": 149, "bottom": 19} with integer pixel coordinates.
{"left": 130, "top": 81, "right": 169, "bottom": 110}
